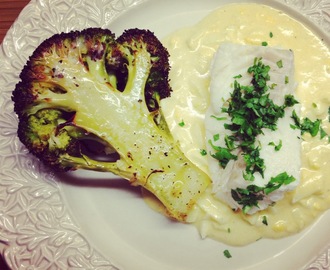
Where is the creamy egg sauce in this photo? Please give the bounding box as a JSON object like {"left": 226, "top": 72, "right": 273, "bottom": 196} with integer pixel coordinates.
{"left": 160, "top": 3, "right": 330, "bottom": 246}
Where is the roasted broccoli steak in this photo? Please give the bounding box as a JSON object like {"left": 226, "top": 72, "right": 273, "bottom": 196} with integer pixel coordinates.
{"left": 12, "top": 27, "right": 210, "bottom": 221}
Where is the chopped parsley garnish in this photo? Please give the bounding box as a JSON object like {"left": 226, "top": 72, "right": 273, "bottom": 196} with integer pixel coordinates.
{"left": 320, "top": 127, "right": 327, "bottom": 139}
{"left": 224, "top": 135, "right": 235, "bottom": 150}
{"left": 223, "top": 249, "right": 232, "bottom": 258}
{"left": 319, "top": 127, "right": 329, "bottom": 142}
{"left": 269, "top": 83, "right": 277, "bottom": 89}
{"left": 211, "top": 115, "right": 227, "bottom": 121}
{"left": 242, "top": 147, "right": 265, "bottom": 181}
{"left": 211, "top": 57, "right": 296, "bottom": 176}
{"left": 262, "top": 215, "right": 268, "bottom": 225}
{"left": 209, "top": 139, "right": 237, "bottom": 168}
{"left": 284, "top": 95, "right": 299, "bottom": 107}
{"left": 213, "top": 133, "right": 220, "bottom": 141}
{"left": 200, "top": 149, "right": 207, "bottom": 156}
{"left": 265, "top": 172, "right": 296, "bottom": 194}
{"left": 178, "top": 120, "right": 185, "bottom": 127}
{"left": 268, "top": 139, "right": 282, "bottom": 151}
{"left": 232, "top": 172, "right": 295, "bottom": 213}
{"left": 291, "top": 110, "right": 321, "bottom": 137}
{"left": 209, "top": 57, "right": 299, "bottom": 212}
{"left": 231, "top": 185, "right": 264, "bottom": 213}
{"left": 328, "top": 107, "right": 330, "bottom": 122}
{"left": 276, "top": 60, "right": 283, "bottom": 68}
{"left": 261, "top": 41, "right": 268, "bottom": 46}
{"left": 269, "top": 32, "right": 273, "bottom": 38}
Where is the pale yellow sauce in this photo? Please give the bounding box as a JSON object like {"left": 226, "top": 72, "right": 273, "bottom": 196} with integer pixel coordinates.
{"left": 160, "top": 3, "right": 330, "bottom": 246}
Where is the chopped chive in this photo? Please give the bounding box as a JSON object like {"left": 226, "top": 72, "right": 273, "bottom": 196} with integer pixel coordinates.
{"left": 285, "top": 76, "right": 289, "bottom": 84}
{"left": 269, "top": 32, "right": 273, "bottom": 38}
{"left": 213, "top": 133, "right": 220, "bottom": 141}
{"left": 261, "top": 41, "right": 268, "bottom": 46}
{"left": 234, "top": 74, "right": 242, "bottom": 79}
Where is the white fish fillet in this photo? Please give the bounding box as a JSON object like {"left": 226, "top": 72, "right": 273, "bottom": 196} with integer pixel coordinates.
{"left": 205, "top": 43, "right": 301, "bottom": 214}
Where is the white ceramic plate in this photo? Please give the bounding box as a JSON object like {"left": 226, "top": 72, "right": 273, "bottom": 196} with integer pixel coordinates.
{"left": 0, "top": 0, "right": 329, "bottom": 269}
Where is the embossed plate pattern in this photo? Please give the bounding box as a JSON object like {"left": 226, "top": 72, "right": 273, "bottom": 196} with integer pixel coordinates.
{"left": 0, "top": 0, "right": 329, "bottom": 269}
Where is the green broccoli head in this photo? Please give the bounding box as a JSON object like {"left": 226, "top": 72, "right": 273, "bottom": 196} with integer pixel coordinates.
{"left": 12, "top": 27, "right": 210, "bottom": 221}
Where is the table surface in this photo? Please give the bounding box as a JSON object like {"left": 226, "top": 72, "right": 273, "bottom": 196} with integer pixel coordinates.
{"left": 0, "top": 0, "right": 30, "bottom": 44}
{"left": 0, "top": 1, "right": 30, "bottom": 268}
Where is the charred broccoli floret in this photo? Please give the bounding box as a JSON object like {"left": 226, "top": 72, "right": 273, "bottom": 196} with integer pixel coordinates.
{"left": 12, "top": 27, "right": 210, "bottom": 221}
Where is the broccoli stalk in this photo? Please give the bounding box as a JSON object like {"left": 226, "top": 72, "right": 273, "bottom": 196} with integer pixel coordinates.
{"left": 12, "top": 28, "right": 210, "bottom": 221}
